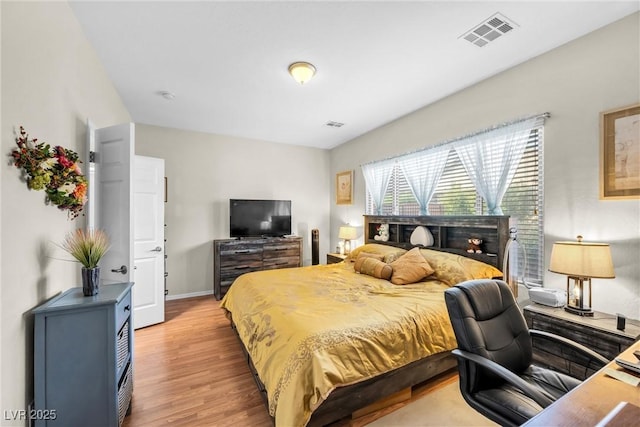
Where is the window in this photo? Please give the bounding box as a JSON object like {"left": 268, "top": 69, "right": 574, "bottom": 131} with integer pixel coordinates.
{"left": 364, "top": 117, "right": 545, "bottom": 282}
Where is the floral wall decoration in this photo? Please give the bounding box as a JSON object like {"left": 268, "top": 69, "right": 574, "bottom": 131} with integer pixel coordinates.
{"left": 11, "top": 126, "right": 87, "bottom": 219}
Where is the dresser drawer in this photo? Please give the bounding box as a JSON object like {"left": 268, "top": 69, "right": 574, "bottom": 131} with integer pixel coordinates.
{"left": 219, "top": 243, "right": 263, "bottom": 257}
{"left": 117, "top": 362, "right": 133, "bottom": 426}
{"left": 263, "top": 256, "right": 300, "bottom": 269}
{"left": 529, "top": 313, "right": 628, "bottom": 359}
{"left": 263, "top": 241, "right": 300, "bottom": 269}
{"left": 115, "top": 289, "right": 132, "bottom": 333}
{"left": 219, "top": 253, "right": 263, "bottom": 268}
{"left": 263, "top": 240, "right": 299, "bottom": 254}
{"left": 219, "top": 264, "right": 263, "bottom": 282}
{"left": 263, "top": 245, "right": 299, "bottom": 259}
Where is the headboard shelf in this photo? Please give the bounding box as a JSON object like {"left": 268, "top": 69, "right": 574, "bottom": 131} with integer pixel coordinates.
{"left": 363, "top": 215, "right": 510, "bottom": 269}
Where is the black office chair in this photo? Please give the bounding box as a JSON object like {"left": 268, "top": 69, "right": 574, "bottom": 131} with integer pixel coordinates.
{"left": 444, "top": 279, "right": 608, "bottom": 427}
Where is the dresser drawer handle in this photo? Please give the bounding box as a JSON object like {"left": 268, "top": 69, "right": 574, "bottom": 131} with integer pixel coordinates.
{"left": 234, "top": 250, "right": 250, "bottom": 254}
{"left": 234, "top": 265, "right": 250, "bottom": 269}
{"left": 124, "top": 305, "right": 130, "bottom": 312}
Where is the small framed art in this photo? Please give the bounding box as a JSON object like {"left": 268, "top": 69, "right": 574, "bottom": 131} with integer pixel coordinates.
{"left": 600, "top": 103, "right": 640, "bottom": 199}
{"left": 336, "top": 170, "right": 353, "bottom": 205}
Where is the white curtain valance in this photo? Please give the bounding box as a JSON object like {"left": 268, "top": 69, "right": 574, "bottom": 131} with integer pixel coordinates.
{"left": 361, "top": 159, "right": 395, "bottom": 215}
{"left": 397, "top": 147, "right": 450, "bottom": 215}
{"left": 361, "top": 113, "right": 548, "bottom": 216}
{"left": 454, "top": 116, "right": 544, "bottom": 215}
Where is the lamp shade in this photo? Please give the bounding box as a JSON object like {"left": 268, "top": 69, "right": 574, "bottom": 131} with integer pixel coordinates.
{"left": 549, "top": 241, "right": 615, "bottom": 279}
{"left": 338, "top": 226, "right": 357, "bottom": 240}
{"left": 288, "top": 62, "right": 316, "bottom": 85}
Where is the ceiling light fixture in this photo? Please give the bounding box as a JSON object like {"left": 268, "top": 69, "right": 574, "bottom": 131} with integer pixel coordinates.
{"left": 288, "top": 62, "right": 316, "bottom": 85}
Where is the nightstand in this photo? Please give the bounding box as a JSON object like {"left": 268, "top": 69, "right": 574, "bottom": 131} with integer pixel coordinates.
{"left": 523, "top": 304, "right": 640, "bottom": 380}
{"left": 327, "top": 253, "right": 347, "bottom": 264}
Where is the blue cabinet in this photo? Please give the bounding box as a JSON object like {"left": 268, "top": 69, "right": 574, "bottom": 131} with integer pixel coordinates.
{"left": 33, "top": 282, "right": 134, "bottom": 427}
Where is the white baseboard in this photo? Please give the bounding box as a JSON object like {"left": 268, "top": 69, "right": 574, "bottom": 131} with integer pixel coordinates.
{"left": 165, "top": 290, "right": 214, "bottom": 301}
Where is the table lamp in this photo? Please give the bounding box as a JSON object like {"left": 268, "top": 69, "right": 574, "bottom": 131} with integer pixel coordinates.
{"left": 338, "top": 226, "right": 357, "bottom": 255}
{"left": 549, "top": 235, "right": 615, "bottom": 316}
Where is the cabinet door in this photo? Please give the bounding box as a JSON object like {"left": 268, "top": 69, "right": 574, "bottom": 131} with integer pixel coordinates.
{"left": 35, "top": 307, "right": 116, "bottom": 427}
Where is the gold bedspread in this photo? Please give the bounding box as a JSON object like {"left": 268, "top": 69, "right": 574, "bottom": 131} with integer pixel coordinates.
{"left": 220, "top": 262, "right": 457, "bottom": 426}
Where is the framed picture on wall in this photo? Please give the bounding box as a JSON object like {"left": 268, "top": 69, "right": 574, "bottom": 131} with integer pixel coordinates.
{"left": 600, "top": 103, "right": 640, "bottom": 199}
{"left": 336, "top": 170, "right": 353, "bottom": 205}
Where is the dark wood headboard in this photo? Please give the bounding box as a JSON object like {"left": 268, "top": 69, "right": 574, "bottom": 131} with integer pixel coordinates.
{"left": 363, "top": 215, "right": 510, "bottom": 269}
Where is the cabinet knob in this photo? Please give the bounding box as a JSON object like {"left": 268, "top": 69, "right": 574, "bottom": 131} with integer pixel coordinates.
{"left": 124, "top": 305, "right": 130, "bottom": 312}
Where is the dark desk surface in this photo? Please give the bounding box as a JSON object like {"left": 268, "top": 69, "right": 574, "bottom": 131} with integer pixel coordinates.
{"left": 524, "top": 340, "right": 640, "bottom": 426}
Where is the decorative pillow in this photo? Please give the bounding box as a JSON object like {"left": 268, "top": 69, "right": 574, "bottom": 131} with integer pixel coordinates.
{"left": 354, "top": 257, "right": 393, "bottom": 280}
{"left": 419, "top": 248, "right": 503, "bottom": 286}
{"left": 347, "top": 243, "right": 407, "bottom": 264}
{"left": 389, "top": 247, "right": 435, "bottom": 285}
{"left": 355, "top": 252, "right": 385, "bottom": 262}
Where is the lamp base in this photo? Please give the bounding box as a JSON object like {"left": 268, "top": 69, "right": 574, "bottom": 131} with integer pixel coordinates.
{"left": 564, "top": 306, "right": 594, "bottom": 317}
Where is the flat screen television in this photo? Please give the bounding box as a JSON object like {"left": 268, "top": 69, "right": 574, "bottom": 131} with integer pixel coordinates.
{"left": 230, "top": 199, "right": 292, "bottom": 238}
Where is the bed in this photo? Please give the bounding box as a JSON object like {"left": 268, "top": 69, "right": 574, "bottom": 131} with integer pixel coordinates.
{"left": 220, "top": 215, "right": 510, "bottom": 426}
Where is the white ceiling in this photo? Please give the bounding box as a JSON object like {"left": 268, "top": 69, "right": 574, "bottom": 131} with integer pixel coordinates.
{"left": 69, "top": 1, "right": 639, "bottom": 149}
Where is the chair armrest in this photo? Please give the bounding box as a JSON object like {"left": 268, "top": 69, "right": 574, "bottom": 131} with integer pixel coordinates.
{"left": 452, "top": 349, "right": 555, "bottom": 408}
{"left": 529, "top": 329, "right": 609, "bottom": 366}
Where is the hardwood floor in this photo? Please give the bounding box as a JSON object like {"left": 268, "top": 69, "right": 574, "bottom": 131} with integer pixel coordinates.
{"left": 123, "top": 295, "right": 457, "bottom": 427}
{"left": 123, "top": 295, "right": 272, "bottom": 427}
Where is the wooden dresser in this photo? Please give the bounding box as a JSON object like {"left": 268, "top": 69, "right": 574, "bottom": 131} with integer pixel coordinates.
{"left": 523, "top": 304, "right": 640, "bottom": 380}
{"left": 33, "top": 282, "right": 134, "bottom": 427}
{"left": 213, "top": 236, "right": 302, "bottom": 300}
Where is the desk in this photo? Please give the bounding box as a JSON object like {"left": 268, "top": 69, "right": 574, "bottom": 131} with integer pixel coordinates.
{"left": 524, "top": 340, "right": 640, "bottom": 426}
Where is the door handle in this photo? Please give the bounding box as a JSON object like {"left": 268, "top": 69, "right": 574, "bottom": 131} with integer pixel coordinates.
{"left": 151, "top": 246, "right": 162, "bottom": 252}
{"left": 111, "top": 265, "right": 128, "bottom": 274}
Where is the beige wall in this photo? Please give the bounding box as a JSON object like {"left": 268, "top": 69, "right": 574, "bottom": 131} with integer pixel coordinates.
{"left": 330, "top": 13, "right": 640, "bottom": 319}
{"left": 135, "top": 125, "right": 331, "bottom": 298}
{"left": 1, "top": 1, "right": 131, "bottom": 420}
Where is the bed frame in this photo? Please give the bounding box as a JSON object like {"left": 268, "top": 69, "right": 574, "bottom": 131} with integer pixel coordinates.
{"left": 228, "top": 215, "right": 510, "bottom": 426}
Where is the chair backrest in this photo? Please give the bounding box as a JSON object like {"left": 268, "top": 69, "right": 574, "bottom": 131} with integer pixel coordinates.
{"left": 445, "top": 279, "right": 533, "bottom": 378}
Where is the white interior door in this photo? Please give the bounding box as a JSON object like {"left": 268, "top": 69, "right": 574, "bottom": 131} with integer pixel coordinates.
{"left": 133, "top": 156, "right": 165, "bottom": 328}
{"left": 94, "top": 123, "right": 134, "bottom": 285}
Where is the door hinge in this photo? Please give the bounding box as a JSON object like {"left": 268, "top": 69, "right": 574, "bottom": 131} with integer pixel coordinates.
{"left": 89, "top": 151, "right": 96, "bottom": 163}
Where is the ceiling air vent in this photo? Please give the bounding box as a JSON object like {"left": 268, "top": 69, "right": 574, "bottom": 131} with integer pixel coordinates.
{"left": 461, "top": 13, "right": 517, "bottom": 47}
{"left": 325, "top": 121, "right": 344, "bottom": 128}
